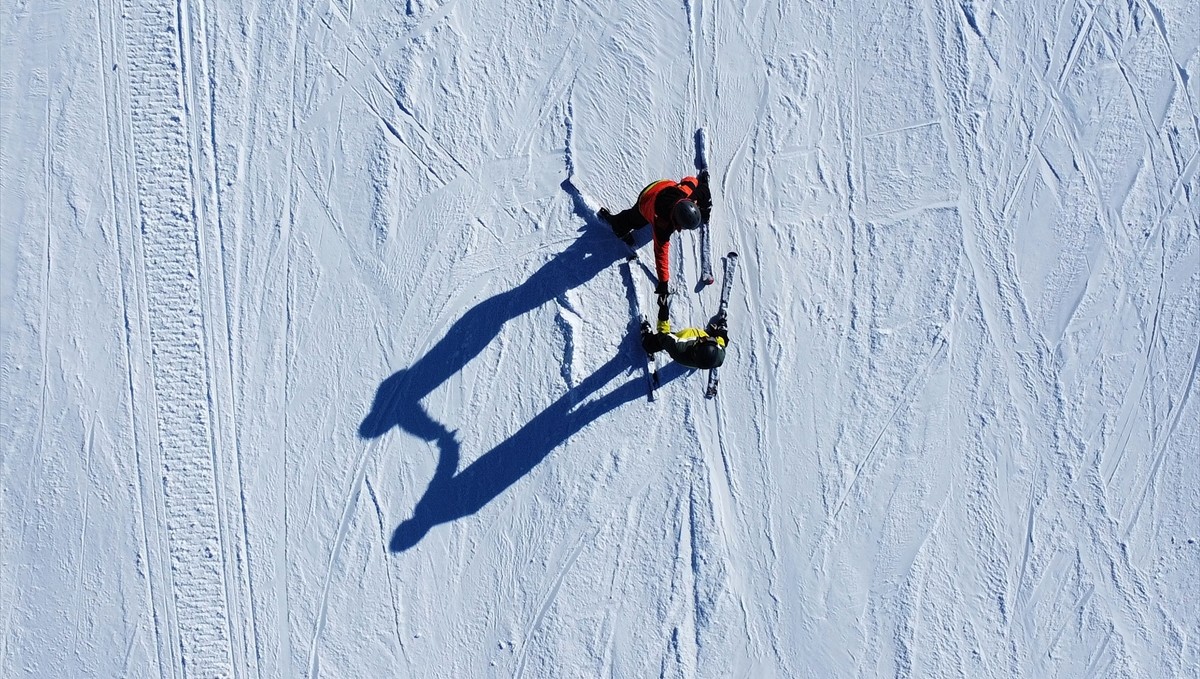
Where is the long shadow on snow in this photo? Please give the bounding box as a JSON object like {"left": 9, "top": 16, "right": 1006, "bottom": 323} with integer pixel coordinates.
{"left": 385, "top": 354, "right": 687, "bottom": 551}
{"left": 360, "top": 180, "right": 670, "bottom": 552}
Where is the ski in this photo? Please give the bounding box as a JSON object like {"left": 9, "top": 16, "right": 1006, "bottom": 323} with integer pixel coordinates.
{"left": 695, "top": 127, "right": 715, "bottom": 286}
{"left": 699, "top": 217, "right": 714, "bottom": 285}
{"left": 671, "top": 230, "right": 685, "bottom": 285}
{"left": 570, "top": 177, "right": 659, "bottom": 400}
{"left": 641, "top": 318, "right": 662, "bottom": 399}
{"left": 716, "top": 251, "right": 738, "bottom": 316}
{"left": 705, "top": 251, "right": 738, "bottom": 399}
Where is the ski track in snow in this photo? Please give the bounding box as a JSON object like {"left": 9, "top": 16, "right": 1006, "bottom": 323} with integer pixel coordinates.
{"left": 2, "top": 0, "right": 1198, "bottom": 677}
{"left": 87, "top": 0, "right": 239, "bottom": 677}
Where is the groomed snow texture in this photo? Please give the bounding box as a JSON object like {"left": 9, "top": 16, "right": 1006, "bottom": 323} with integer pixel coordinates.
{"left": 2, "top": 0, "right": 1198, "bottom": 677}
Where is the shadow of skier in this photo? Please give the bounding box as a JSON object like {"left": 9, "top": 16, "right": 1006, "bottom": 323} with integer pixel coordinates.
{"left": 359, "top": 179, "right": 663, "bottom": 552}
{"left": 387, "top": 354, "right": 685, "bottom": 551}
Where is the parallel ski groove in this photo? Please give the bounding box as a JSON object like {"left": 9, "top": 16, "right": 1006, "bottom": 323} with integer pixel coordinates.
{"left": 121, "top": 0, "right": 234, "bottom": 675}
{"left": 513, "top": 530, "right": 591, "bottom": 679}
{"left": 182, "top": 0, "right": 260, "bottom": 675}
{"left": 97, "top": 0, "right": 181, "bottom": 674}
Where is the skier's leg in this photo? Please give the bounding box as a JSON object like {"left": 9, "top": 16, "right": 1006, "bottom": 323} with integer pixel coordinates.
{"left": 600, "top": 206, "right": 647, "bottom": 240}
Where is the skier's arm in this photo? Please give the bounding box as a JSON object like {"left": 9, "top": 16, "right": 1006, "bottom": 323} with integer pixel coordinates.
{"left": 653, "top": 236, "right": 671, "bottom": 289}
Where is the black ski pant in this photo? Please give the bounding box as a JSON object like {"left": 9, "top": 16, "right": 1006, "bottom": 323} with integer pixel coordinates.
{"left": 605, "top": 206, "right": 648, "bottom": 239}
{"left": 642, "top": 332, "right": 707, "bottom": 369}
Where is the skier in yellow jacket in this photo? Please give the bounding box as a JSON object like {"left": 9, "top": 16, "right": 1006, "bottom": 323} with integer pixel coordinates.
{"left": 640, "top": 297, "right": 728, "bottom": 370}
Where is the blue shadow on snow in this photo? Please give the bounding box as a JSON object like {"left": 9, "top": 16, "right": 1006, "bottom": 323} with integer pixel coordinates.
{"left": 359, "top": 180, "right": 677, "bottom": 552}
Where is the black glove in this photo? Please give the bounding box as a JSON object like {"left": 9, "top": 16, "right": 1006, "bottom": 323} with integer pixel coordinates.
{"left": 655, "top": 280, "right": 670, "bottom": 296}
{"left": 698, "top": 169, "right": 710, "bottom": 187}
{"left": 706, "top": 312, "right": 728, "bottom": 341}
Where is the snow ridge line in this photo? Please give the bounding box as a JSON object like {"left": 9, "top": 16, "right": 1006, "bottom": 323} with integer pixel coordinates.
{"left": 122, "top": 1, "right": 234, "bottom": 676}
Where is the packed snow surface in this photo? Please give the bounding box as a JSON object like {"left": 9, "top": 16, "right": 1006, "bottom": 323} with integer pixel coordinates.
{"left": 2, "top": 0, "right": 1198, "bottom": 676}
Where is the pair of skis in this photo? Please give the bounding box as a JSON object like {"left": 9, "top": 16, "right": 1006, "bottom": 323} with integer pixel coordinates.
{"left": 704, "top": 251, "right": 737, "bottom": 398}
{"left": 643, "top": 251, "right": 738, "bottom": 400}
{"left": 666, "top": 127, "right": 715, "bottom": 287}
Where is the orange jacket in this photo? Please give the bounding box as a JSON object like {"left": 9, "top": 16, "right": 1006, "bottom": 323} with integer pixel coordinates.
{"left": 636, "top": 177, "right": 700, "bottom": 283}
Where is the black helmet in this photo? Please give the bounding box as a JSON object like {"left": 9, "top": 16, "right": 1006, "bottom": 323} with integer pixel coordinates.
{"left": 671, "top": 199, "right": 702, "bottom": 231}
{"left": 691, "top": 338, "right": 725, "bottom": 369}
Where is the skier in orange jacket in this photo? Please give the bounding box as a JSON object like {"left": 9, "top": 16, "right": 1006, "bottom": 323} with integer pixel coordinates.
{"left": 599, "top": 170, "right": 712, "bottom": 295}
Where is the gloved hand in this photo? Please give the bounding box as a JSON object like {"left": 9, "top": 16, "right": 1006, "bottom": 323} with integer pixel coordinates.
{"left": 706, "top": 313, "right": 728, "bottom": 341}
{"left": 655, "top": 280, "right": 670, "bottom": 296}
{"left": 698, "top": 169, "right": 710, "bottom": 187}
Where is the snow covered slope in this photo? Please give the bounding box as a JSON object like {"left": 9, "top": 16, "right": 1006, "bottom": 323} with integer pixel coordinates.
{"left": 2, "top": 0, "right": 1197, "bottom": 676}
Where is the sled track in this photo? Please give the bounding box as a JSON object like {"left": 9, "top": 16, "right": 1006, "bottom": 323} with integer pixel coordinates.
{"left": 122, "top": 1, "right": 236, "bottom": 676}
